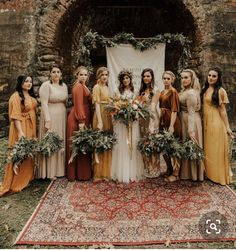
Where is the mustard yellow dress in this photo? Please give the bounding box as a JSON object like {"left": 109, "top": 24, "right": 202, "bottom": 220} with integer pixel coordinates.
{"left": 0, "top": 92, "right": 37, "bottom": 196}
{"left": 203, "top": 87, "right": 231, "bottom": 185}
{"left": 92, "top": 83, "right": 113, "bottom": 179}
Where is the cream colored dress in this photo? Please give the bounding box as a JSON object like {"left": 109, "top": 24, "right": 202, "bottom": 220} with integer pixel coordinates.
{"left": 179, "top": 89, "right": 204, "bottom": 181}
{"left": 203, "top": 87, "right": 231, "bottom": 185}
{"left": 37, "top": 81, "right": 68, "bottom": 179}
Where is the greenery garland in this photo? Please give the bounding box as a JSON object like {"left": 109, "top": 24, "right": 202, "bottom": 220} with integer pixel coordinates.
{"left": 77, "top": 31, "right": 192, "bottom": 72}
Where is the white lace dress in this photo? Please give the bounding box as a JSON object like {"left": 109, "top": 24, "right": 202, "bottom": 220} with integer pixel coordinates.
{"left": 111, "top": 90, "right": 144, "bottom": 183}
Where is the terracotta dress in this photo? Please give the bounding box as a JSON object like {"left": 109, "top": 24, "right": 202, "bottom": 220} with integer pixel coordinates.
{"left": 203, "top": 87, "right": 231, "bottom": 185}
{"left": 179, "top": 89, "right": 204, "bottom": 181}
{"left": 92, "top": 83, "right": 113, "bottom": 180}
{"left": 37, "top": 81, "right": 68, "bottom": 179}
{"left": 159, "top": 88, "right": 182, "bottom": 176}
{"left": 159, "top": 88, "right": 182, "bottom": 137}
{"left": 0, "top": 92, "right": 37, "bottom": 196}
{"left": 66, "top": 83, "right": 92, "bottom": 181}
{"left": 139, "top": 89, "right": 160, "bottom": 178}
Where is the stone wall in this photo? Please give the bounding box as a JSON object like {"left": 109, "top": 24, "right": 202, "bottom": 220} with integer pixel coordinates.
{"left": 0, "top": 0, "right": 236, "bottom": 138}
{"left": 0, "top": 0, "right": 36, "bottom": 137}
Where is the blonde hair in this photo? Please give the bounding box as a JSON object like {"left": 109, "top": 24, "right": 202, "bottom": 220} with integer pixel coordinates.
{"left": 74, "top": 66, "right": 88, "bottom": 77}
{"left": 162, "top": 71, "right": 176, "bottom": 84}
{"left": 181, "top": 69, "right": 200, "bottom": 92}
{"left": 96, "top": 67, "right": 109, "bottom": 80}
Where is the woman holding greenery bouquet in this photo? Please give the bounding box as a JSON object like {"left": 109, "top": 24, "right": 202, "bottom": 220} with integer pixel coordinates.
{"left": 179, "top": 69, "right": 204, "bottom": 181}
{"left": 92, "top": 67, "right": 113, "bottom": 180}
{"left": 159, "top": 71, "right": 182, "bottom": 182}
{"left": 66, "top": 66, "right": 92, "bottom": 181}
{"left": 110, "top": 70, "right": 144, "bottom": 183}
{"left": 138, "top": 68, "right": 160, "bottom": 178}
{"left": 0, "top": 75, "right": 37, "bottom": 196}
{"left": 37, "top": 65, "right": 68, "bottom": 180}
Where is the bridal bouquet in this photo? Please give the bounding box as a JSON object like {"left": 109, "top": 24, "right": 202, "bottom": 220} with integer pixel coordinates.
{"left": 37, "top": 131, "right": 64, "bottom": 157}
{"left": 105, "top": 97, "right": 150, "bottom": 127}
{"left": 7, "top": 137, "right": 38, "bottom": 174}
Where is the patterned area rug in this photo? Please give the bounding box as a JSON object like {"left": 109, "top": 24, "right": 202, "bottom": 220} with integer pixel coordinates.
{"left": 16, "top": 178, "right": 236, "bottom": 246}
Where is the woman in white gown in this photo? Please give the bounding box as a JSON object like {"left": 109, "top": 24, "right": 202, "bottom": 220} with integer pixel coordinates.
{"left": 111, "top": 70, "right": 144, "bottom": 183}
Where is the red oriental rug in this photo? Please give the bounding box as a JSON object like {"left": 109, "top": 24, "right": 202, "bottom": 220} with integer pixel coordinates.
{"left": 16, "top": 178, "right": 236, "bottom": 246}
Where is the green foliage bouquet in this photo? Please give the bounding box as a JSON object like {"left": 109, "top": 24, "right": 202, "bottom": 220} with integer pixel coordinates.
{"left": 7, "top": 137, "right": 38, "bottom": 167}
{"left": 137, "top": 130, "right": 183, "bottom": 158}
{"left": 230, "top": 137, "right": 236, "bottom": 162}
{"left": 70, "top": 127, "right": 117, "bottom": 162}
{"left": 37, "top": 131, "right": 64, "bottom": 157}
{"left": 181, "top": 139, "right": 204, "bottom": 162}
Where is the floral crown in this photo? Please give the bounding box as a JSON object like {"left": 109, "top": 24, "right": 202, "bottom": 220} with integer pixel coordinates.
{"left": 118, "top": 69, "right": 133, "bottom": 82}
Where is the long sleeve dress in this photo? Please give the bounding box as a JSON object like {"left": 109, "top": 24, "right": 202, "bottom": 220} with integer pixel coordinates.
{"left": 111, "top": 89, "right": 144, "bottom": 183}
{"left": 139, "top": 89, "right": 160, "bottom": 178}
{"left": 37, "top": 81, "right": 68, "bottom": 179}
{"left": 0, "top": 92, "right": 37, "bottom": 196}
{"left": 203, "top": 87, "right": 231, "bottom": 185}
{"left": 66, "top": 82, "right": 92, "bottom": 181}
{"left": 92, "top": 83, "right": 113, "bottom": 180}
{"left": 179, "top": 89, "right": 204, "bottom": 181}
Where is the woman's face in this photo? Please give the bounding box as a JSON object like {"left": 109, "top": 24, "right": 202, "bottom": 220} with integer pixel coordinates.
{"left": 122, "top": 75, "right": 131, "bottom": 88}
{"left": 142, "top": 71, "right": 152, "bottom": 85}
{"left": 77, "top": 69, "right": 88, "bottom": 84}
{"left": 99, "top": 70, "right": 109, "bottom": 84}
{"left": 163, "top": 73, "right": 173, "bottom": 88}
{"left": 208, "top": 70, "right": 218, "bottom": 85}
{"left": 21, "top": 76, "right": 32, "bottom": 91}
{"left": 181, "top": 72, "right": 192, "bottom": 89}
{"left": 50, "top": 67, "right": 61, "bottom": 82}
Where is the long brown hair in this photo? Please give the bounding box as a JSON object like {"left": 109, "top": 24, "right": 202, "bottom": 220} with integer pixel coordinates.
{"left": 118, "top": 70, "right": 134, "bottom": 94}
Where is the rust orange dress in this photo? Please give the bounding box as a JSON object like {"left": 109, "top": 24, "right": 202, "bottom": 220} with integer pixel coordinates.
{"left": 159, "top": 88, "right": 182, "bottom": 137}
{"left": 66, "top": 83, "right": 92, "bottom": 181}
{"left": 0, "top": 92, "right": 37, "bottom": 196}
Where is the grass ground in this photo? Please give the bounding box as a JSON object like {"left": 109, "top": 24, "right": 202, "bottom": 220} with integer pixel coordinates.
{"left": 0, "top": 137, "right": 235, "bottom": 249}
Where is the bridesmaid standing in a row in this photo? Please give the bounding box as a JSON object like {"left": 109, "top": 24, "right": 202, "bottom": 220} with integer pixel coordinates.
{"left": 66, "top": 66, "right": 92, "bottom": 181}
{"left": 0, "top": 75, "right": 37, "bottom": 196}
{"left": 38, "top": 65, "right": 68, "bottom": 180}
{"left": 92, "top": 67, "right": 113, "bottom": 180}
{"left": 159, "top": 71, "right": 182, "bottom": 181}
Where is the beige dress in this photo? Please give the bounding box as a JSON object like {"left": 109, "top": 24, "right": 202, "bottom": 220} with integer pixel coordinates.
{"left": 139, "top": 89, "right": 160, "bottom": 178}
{"left": 203, "top": 87, "right": 231, "bottom": 185}
{"left": 37, "top": 81, "right": 68, "bottom": 179}
{"left": 179, "top": 89, "right": 204, "bottom": 181}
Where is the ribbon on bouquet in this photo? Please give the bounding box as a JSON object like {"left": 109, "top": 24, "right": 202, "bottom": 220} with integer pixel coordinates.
{"left": 126, "top": 122, "right": 133, "bottom": 159}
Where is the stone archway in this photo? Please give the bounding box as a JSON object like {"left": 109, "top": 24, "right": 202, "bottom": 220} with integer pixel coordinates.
{"left": 34, "top": 0, "right": 208, "bottom": 85}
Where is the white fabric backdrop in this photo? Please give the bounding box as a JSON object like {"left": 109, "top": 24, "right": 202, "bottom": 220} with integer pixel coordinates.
{"left": 106, "top": 44, "right": 166, "bottom": 95}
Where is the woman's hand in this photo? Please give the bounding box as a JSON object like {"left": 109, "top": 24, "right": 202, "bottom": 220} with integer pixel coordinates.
{"left": 226, "top": 127, "right": 234, "bottom": 138}
{"left": 189, "top": 131, "right": 196, "bottom": 141}
{"left": 17, "top": 131, "right": 25, "bottom": 140}
{"left": 45, "top": 121, "right": 51, "bottom": 130}
{"left": 79, "top": 123, "right": 85, "bottom": 130}
{"left": 168, "top": 125, "right": 174, "bottom": 135}
{"left": 97, "top": 121, "right": 103, "bottom": 130}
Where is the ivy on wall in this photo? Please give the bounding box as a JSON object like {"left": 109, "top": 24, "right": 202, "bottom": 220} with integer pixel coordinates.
{"left": 76, "top": 30, "right": 192, "bottom": 73}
